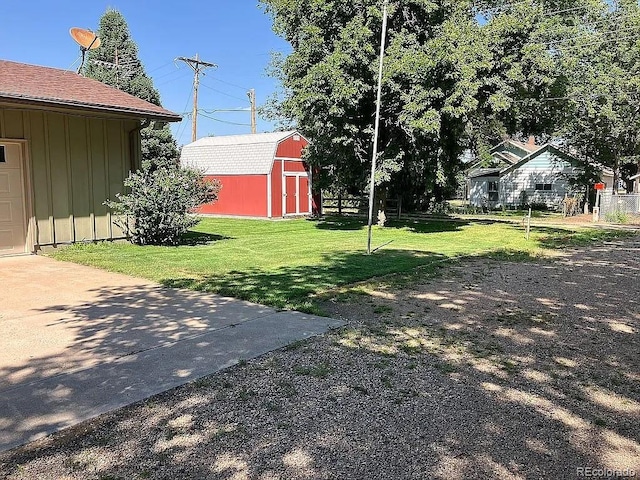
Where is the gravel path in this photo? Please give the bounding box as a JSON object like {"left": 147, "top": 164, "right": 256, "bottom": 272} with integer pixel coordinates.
{"left": 1, "top": 236, "right": 639, "bottom": 479}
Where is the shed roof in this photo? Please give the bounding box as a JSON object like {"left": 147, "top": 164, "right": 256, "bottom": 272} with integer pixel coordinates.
{"left": 0, "top": 60, "right": 180, "bottom": 121}
{"left": 181, "top": 131, "right": 302, "bottom": 175}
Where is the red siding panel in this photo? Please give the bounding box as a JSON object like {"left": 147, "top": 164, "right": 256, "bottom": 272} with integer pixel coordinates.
{"left": 276, "top": 135, "right": 308, "bottom": 159}
{"left": 283, "top": 160, "right": 306, "bottom": 173}
{"left": 271, "top": 160, "right": 283, "bottom": 218}
{"left": 198, "top": 175, "right": 268, "bottom": 217}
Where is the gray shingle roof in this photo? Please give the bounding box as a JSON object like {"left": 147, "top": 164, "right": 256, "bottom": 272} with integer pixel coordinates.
{"left": 180, "top": 131, "right": 299, "bottom": 175}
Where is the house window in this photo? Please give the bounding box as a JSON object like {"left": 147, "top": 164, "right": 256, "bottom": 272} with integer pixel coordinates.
{"left": 488, "top": 181, "right": 498, "bottom": 201}
{"left": 535, "top": 183, "right": 552, "bottom": 191}
{"left": 0, "top": 146, "right": 5, "bottom": 163}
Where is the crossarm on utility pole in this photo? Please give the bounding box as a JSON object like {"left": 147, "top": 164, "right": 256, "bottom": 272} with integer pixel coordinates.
{"left": 177, "top": 54, "right": 217, "bottom": 142}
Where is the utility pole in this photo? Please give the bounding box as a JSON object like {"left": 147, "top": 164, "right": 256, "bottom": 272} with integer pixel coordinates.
{"left": 177, "top": 54, "right": 217, "bottom": 142}
{"left": 247, "top": 89, "right": 257, "bottom": 134}
{"left": 367, "top": 0, "right": 389, "bottom": 255}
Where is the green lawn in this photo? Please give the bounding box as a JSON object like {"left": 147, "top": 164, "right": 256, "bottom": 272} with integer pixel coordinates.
{"left": 50, "top": 216, "right": 629, "bottom": 312}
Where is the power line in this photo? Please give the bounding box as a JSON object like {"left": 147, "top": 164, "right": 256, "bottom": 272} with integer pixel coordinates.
{"left": 198, "top": 112, "right": 252, "bottom": 126}
{"left": 156, "top": 70, "right": 191, "bottom": 87}
{"left": 557, "top": 32, "right": 640, "bottom": 50}
{"left": 147, "top": 60, "right": 178, "bottom": 74}
{"left": 200, "top": 108, "right": 251, "bottom": 114}
{"left": 175, "top": 83, "right": 195, "bottom": 144}
{"left": 153, "top": 65, "right": 185, "bottom": 81}
{"left": 513, "top": 88, "right": 640, "bottom": 103}
{"left": 199, "top": 82, "right": 249, "bottom": 103}
{"left": 478, "top": 1, "right": 592, "bottom": 16}
{"left": 208, "top": 76, "right": 251, "bottom": 92}
{"left": 546, "top": 24, "right": 640, "bottom": 45}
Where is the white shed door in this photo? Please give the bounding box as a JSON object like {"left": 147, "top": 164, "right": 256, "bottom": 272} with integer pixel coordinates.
{"left": 0, "top": 143, "right": 27, "bottom": 256}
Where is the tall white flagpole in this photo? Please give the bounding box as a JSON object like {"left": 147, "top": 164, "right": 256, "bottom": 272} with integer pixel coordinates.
{"left": 367, "top": 0, "right": 389, "bottom": 255}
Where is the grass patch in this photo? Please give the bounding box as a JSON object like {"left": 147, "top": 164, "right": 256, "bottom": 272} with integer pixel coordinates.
{"left": 373, "top": 305, "right": 394, "bottom": 314}
{"left": 49, "top": 216, "right": 633, "bottom": 312}
{"left": 293, "top": 363, "right": 331, "bottom": 379}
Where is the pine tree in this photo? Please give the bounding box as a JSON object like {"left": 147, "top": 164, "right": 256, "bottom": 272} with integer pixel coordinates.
{"left": 89, "top": 9, "right": 221, "bottom": 246}
{"left": 85, "top": 9, "right": 178, "bottom": 166}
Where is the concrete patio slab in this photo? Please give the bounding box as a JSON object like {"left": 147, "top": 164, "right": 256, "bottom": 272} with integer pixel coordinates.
{"left": 0, "top": 255, "right": 344, "bottom": 452}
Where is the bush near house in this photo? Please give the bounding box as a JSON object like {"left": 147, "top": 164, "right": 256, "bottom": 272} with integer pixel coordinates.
{"left": 105, "top": 161, "right": 221, "bottom": 246}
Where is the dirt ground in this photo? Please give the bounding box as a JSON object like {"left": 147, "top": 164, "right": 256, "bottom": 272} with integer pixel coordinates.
{"left": 1, "top": 236, "right": 639, "bottom": 479}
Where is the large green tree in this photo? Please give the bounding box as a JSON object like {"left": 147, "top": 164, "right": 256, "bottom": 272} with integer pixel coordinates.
{"left": 558, "top": 0, "right": 640, "bottom": 193}
{"left": 85, "top": 9, "right": 179, "bottom": 167}
{"left": 260, "top": 0, "right": 586, "bottom": 209}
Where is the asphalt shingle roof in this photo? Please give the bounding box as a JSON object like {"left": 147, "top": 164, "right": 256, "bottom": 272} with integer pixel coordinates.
{"left": 0, "top": 60, "right": 180, "bottom": 121}
{"left": 180, "top": 131, "right": 300, "bottom": 175}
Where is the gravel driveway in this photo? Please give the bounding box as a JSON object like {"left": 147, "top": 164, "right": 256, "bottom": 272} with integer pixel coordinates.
{"left": 1, "top": 236, "right": 638, "bottom": 479}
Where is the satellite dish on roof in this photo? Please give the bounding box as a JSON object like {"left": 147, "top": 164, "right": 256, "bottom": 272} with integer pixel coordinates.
{"left": 69, "top": 27, "right": 101, "bottom": 74}
{"left": 70, "top": 27, "right": 101, "bottom": 50}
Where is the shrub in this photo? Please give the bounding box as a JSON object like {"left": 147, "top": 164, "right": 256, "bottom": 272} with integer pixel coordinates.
{"left": 562, "top": 194, "right": 583, "bottom": 217}
{"left": 604, "top": 209, "right": 629, "bottom": 224}
{"left": 105, "top": 161, "right": 221, "bottom": 246}
{"left": 428, "top": 200, "right": 451, "bottom": 215}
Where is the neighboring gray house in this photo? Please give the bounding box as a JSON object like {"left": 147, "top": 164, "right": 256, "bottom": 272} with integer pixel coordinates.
{"left": 465, "top": 139, "right": 613, "bottom": 209}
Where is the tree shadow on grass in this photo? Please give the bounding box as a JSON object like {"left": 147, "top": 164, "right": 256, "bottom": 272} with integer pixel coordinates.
{"left": 313, "top": 216, "right": 368, "bottom": 231}
{"left": 314, "top": 215, "right": 469, "bottom": 233}
{"left": 386, "top": 218, "right": 468, "bottom": 234}
{"left": 162, "top": 249, "right": 448, "bottom": 312}
{"left": 178, "top": 231, "right": 232, "bottom": 246}
{"left": 532, "top": 226, "right": 635, "bottom": 249}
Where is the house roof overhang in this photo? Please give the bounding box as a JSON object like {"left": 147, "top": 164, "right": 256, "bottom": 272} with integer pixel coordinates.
{"left": 0, "top": 60, "right": 181, "bottom": 122}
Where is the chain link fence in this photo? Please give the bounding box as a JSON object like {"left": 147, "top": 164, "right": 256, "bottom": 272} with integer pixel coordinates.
{"left": 600, "top": 193, "right": 640, "bottom": 221}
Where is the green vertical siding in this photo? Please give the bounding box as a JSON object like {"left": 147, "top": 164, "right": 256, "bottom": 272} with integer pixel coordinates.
{"left": 2, "top": 110, "right": 25, "bottom": 138}
{"left": 68, "top": 116, "right": 93, "bottom": 242}
{"left": 0, "top": 106, "right": 139, "bottom": 249}
{"left": 47, "top": 113, "right": 72, "bottom": 242}
{"left": 28, "top": 111, "right": 54, "bottom": 245}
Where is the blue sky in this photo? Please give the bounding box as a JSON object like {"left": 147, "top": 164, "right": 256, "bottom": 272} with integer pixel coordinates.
{"left": 0, "top": 1, "right": 291, "bottom": 146}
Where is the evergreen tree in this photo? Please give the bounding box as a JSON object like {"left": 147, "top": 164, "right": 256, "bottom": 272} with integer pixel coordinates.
{"left": 85, "top": 9, "right": 178, "bottom": 166}
{"left": 88, "top": 9, "right": 221, "bottom": 245}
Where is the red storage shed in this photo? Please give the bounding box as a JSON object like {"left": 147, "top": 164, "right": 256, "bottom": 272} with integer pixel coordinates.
{"left": 180, "top": 131, "right": 313, "bottom": 218}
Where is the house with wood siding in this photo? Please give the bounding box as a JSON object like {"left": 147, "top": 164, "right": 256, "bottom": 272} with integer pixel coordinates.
{"left": 466, "top": 139, "right": 613, "bottom": 209}
{"left": 0, "top": 60, "right": 180, "bottom": 256}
